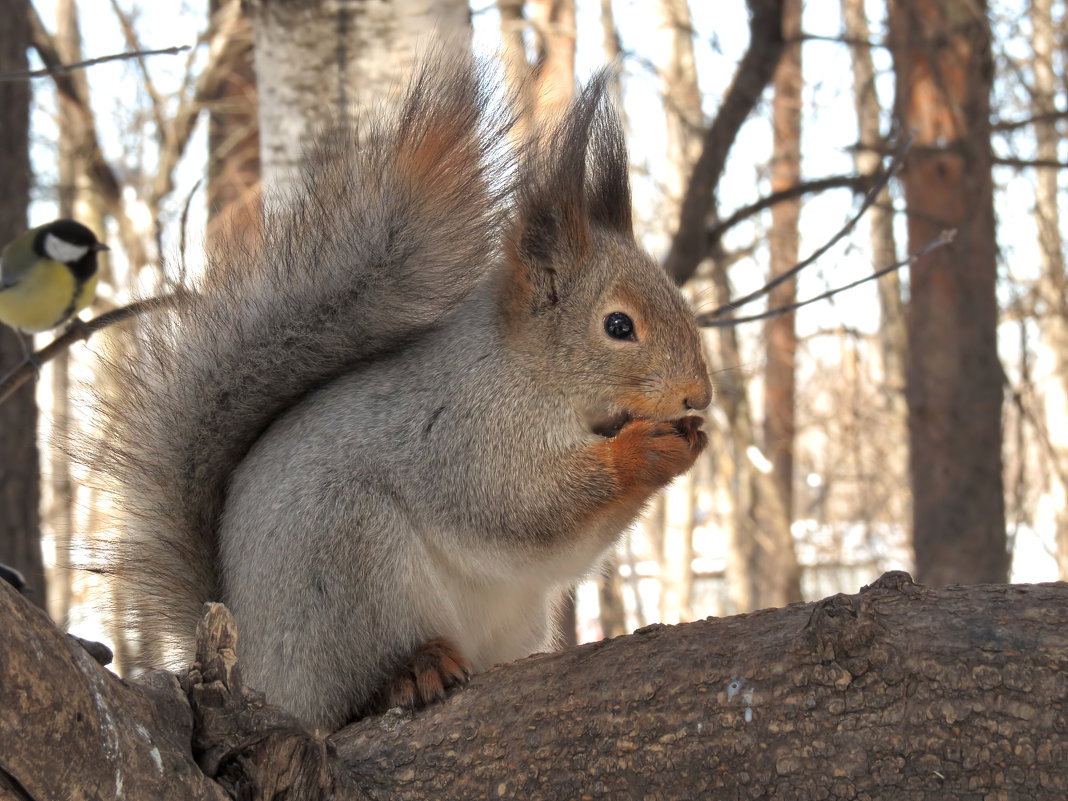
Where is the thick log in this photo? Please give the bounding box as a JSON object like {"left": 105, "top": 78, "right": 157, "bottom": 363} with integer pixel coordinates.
{"left": 0, "top": 581, "right": 226, "bottom": 801}
{"left": 3, "top": 574, "right": 1068, "bottom": 799}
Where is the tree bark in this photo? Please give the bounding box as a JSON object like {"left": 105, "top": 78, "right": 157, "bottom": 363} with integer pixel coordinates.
{"left": 529, "top": 0, "right": 576, "bottom": 117}
{"left": 0, "top": 0, "right": 44, "bottom": 609}
{"left": 659, "top": 0, "right": 703, "bottom": 215}
{"left": 889, "top": 0, "right": 1007, "bottom": 585}
{"left": 5, "top": 574, "right": 1068, "bottom": 798}
{"left": 246, "top": 0, "right": 471, "bottom": 193}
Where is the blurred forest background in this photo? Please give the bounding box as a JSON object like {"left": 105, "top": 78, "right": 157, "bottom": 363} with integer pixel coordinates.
{"left": 0, "top": 0, "right": 1065, "bottom": 668}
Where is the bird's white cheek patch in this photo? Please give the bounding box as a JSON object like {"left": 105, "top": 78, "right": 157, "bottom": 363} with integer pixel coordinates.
{"left": 44, "top": 233, "right": 90, "bottom": 264}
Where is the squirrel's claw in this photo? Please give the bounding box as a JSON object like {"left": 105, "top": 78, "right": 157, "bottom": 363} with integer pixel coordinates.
{"left": 379, "top": 637, "right": 471, "bottom": 712}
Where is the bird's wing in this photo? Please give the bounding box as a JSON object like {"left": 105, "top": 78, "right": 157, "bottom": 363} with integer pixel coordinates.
{"left": 0, "top": 242, "right": 25, "bottom": 289}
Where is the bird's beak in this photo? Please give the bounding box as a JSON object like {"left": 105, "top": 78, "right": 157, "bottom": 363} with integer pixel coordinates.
{"left": 93, "top": 242, "right": 110, "bottom": 252}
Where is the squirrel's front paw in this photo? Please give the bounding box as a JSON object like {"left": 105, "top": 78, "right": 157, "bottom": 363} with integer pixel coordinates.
{"left": 611, "top": 416, "right": 707, "bottom": 490}
{"left": 378, "top": 637, "right": 471, "bottom": 712}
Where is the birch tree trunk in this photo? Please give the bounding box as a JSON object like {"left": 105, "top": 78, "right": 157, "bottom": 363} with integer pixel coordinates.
{"left": 889, "top": 0, "right": 1008, "bottom": 585}
{"left": 247, "top": 0, "right": 471, "bottom": 193}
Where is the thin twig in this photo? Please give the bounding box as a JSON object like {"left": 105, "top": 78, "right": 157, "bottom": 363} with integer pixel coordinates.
{"left": 178, "top": 177, "right": 204, "bottom": 286}
{"left": 707, "top": 173, "right": 877, "bottom": 247}
{"left": 698, "top": 229, "right": 955, "bottom": 327}
{"left": 703, "top": 133, "right": 914, "bottom": 320}
{"left": 0, "top": 45, "right": 189, "bottom": 81}
{"left": 0, "top": 294, "right": 180, "bottom": 405}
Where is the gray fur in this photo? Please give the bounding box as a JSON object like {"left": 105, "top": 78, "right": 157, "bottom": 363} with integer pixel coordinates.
{"left": 93, "top": 56, "right": 712, "bottom": 730}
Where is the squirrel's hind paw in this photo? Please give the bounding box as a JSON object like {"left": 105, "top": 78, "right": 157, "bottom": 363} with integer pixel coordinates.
{"left": 378, "top": 637, "right": 471, "bottom": 712}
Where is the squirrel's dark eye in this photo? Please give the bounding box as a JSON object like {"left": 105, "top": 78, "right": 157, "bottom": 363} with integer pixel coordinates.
{"left": 604, "top": 311, "right": 636, "bottom": 341}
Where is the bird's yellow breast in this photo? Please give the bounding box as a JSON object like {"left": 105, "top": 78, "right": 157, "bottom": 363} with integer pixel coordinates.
{"left": 0, "top": 259, "right": 95, "bottom": 333}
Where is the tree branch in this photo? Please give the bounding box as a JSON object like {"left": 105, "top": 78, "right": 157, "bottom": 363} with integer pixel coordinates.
{"left": 0, "top": 294, "right": 179, "bottom": 405}
{"left": 699, "top": 229, "right": 954, "bottom": 326}
{"left": 5, "top": 573, "right": 1068, "bottom": 798}
{"left": 704, "top": 135, "right": 911, "bottom": 320}
{"left": 663, "top": 0, "right": 785, "bottom": 285}
{"left": 26, "top": 2, "right": 146, "bottom": 266}
{"left": 707, "top": 172, "right": 877, "bottom": 247}
{"left": 0, "top": 44, "right": 188, "bottom": 81}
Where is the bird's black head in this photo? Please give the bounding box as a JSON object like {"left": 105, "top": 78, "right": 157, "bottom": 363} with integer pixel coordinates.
{"left": 33, "top": 219, "right": 108, "bottom": 279}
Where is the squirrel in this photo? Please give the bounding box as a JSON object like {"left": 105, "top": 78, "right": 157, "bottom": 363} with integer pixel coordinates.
{"left": 92, "top": 54, "right": 712, "bottom": 731}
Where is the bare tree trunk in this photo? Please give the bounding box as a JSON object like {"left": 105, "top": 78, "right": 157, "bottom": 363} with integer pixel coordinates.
{"left": 206, "top": 0, "right": 259, "bottom": 248}
{"left": 246, "top": 0, "right": 471, "bottom": 192}
{"left": 600, "top": 0, "right": 623, "bottom": 103}
{"left": 713, "top": 254, "right": 802, "bottom": 611}
{"left": 651, "top": 0, "right": 799, "bottom": 611}
{"left": 660, "top": 0, "right": 702, "bottom": 201}
{"left": 590, "top": 0, "right": 629, "bottom": 637}
{"left": 7, "top": 574, "right": 1068, "bottom": 799}
{"left": 497, "top": 0, "right": 527, "bottom": 87}
{"left": 1030, "top": 0, "right": 1068, "bottom": 579}
{"left": 497, "top": 0, "right": 577, "bottom": 122}
{"left": 0, "top": 0, "right": 43, "bottom": 608}
{"left": 841, "top": 0, "right": 906, "bottom": 411}
{"left": 889, "top": 0, "right": 1007, "bottom": 585}
{"left": 764, "top": 0, "right": 802, "bottom": 524}
{"left": 528, "top": 0, "right": 576, "bottom": 117}
{"left": 45, "top": 0, "right": 87, "bottom": 629}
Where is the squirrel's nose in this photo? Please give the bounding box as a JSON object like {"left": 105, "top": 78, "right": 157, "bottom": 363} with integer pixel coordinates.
{"left": 684, "top": 380, "right": 713, "bottom": 412}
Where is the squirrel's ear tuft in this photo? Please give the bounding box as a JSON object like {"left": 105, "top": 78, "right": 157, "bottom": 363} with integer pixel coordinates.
{"left": 506, "top": 71, "right": 633, "bottom": 309}
{"left": 584, "top": 72, "right": 633, "bottom": 236}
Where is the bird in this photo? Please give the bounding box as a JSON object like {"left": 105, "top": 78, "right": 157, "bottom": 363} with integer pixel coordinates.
{"left": 0, "top": 219, "right": 108, "bottom": 337}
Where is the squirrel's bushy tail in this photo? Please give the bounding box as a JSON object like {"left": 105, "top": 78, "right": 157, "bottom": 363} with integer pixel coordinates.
{"left": 91, "top": 53, "right": 517, "bottom": 667}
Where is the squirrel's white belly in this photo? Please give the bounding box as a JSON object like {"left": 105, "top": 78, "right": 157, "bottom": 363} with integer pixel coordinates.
{"left": 414, "top": 528, "right": 613, "bottom": 671}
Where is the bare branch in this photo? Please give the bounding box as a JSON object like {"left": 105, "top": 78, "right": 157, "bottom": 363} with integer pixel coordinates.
{"left": 107, "top": 0, "right": 170, "bottom": 137}
{"left": 0, "top": 295, "right": 179, "bottom": 405}
{"left": 663, "top": 0, "right": 784, "bottom": 285}
{"left": 993, "top": 155, "right": 1068, "bottom": 170}
{"left": 704, "top": 134, "right": 912, "bottom": 321}
{"left": 698, "top": 229, "right": 955, "bottom": 327}
{"left": 25, "top": 3, "right": 147, "bottom": 267}
{"left": 0, "top": 44, "right": 188, "bottom": 81}
{"left": 707, "top": 173, "right": 877, "bottom": 247}
{"left": 993, "top": 108, "right": 1068, "bottom": 133}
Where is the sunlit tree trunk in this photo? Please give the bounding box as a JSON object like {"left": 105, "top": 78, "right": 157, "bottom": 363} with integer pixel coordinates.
{"left": 889, "top": 0, "right": 1007, "bottom": 585}
{"left": 1030, "top": 0, "right": 1068, "bottom": 579}
{"left": 764, "top": 0, "right": 801, "bottom": 525}
{"left": 497, "top": 0, "right": 576, "bottom": 122}
{"left": 593, "top": 0, "right": 628, "bottom": 638}
{"left": 841, "top": 0, "right": 905, "bottom": 413}
{"left": 246, "top": 0, "right": 471, "bottom": 192}
{"left": 654, "top": 0, "right": 704, "bottom": 623}
{"left": 0, "top": 0, "right": 43, "bottom": 606}
{"left": 206, "top": 0, "right": 259, "bottom": 248}
{"left": 46, "top": 0, "right": 86, "bottom": 629}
